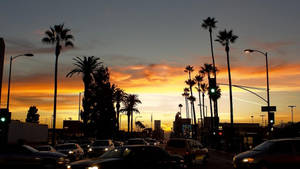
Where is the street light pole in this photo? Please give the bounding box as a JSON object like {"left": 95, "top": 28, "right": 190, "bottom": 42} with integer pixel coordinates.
{"left": 7, "top": 54, "right": 34, "bottom": 111}
{"left": 244, "top": 49, "right": 271, "bottom": 128}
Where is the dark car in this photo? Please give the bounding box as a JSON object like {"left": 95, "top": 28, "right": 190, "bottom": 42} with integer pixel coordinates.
{"left": 165, "top": 138, "right": 208, "bottom": 166}
{"left": 0, "top": 144, "right": 69, "bottom": 169}
{"left": 126, "top": 138, "right": 149, "bottom": 145}
{"left": 88, "top": 140, "right": 115, "bottom": 157}
{"left": 70, "top": 145, "right": 186, "bottom": 169}
{"left": 55, "top": 143, "right": 84, "bottom": 161}
{"left": 233, "top": 138, "right": 300, "bottom": 169}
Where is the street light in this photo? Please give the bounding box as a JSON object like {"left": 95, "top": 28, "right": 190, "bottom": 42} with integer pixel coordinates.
{"left": 244, "top": 49, "right": 271, "bottom": 127}
{"left": 7, "top": 53, "right": 34, "bottom": 111}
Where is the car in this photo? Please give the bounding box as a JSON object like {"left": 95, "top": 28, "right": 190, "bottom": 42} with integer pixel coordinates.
{"left": 145, "top": 138, "right": 160, "bottom": 146}
{"left": 233, "top": 138, "right": 300, "bottom": 169}
{"left": 55, "top": 143, "right": 84, "bottom": 161}
{"left": 165, "top": 138, "right": 209, "bottom": 166}
{"left": 88, "top": 140, "right": 115, "bottom": 157}
{"left": 70, "top": 145, "right": 186, "bottom": 169}
{"left": 36, "top": 145, "right": 57, "bottom": 152}
{"left": 126, "top": 138, "right": 149, "bottom": 145}
{"left": 113, "top": 140, "right": 124, "bottom": 148}
{"left": 0, "top": 144, "right": 69, "bottom": 169}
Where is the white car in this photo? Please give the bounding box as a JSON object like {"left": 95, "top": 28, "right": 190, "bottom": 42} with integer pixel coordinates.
{"left": 55, "top": 143, "right": 84, "bottom": 161}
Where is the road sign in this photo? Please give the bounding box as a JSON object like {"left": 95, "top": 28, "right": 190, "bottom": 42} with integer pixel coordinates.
{"left": 261, "top": 106, "right": 276, "bottom": 112}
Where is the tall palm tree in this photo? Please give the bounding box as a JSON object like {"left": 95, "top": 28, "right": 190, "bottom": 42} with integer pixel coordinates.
{"left": 200, "top": 83, "right": 208, "bottom": 126}
{"left": 215, "top": 29, "right": 238, "bottom": 128}
{"left": 201, "top": 17, "right": 218, "bottom": 78}
{"left": 182, "top": 88, "right": 190, "bottom": 119}
{"left": 42, "top": 24, "right": 74, "bottom": 145}
{"left": 66, "top": 56, "right": 101, "bottom": 135}
{"left": 185, "top": 79, "right": 196, "bottom": 125}
{"left": 113, "top": 88, "right": 125, "bottom": 130}
{"left": 195, "top": 74, "right": 204, "bottom": 127}
{"left": 184, "top": 65, "right": 196, "bottom": 126}
{"left": 120, "top": 94, "right": 141, "bottom": 133}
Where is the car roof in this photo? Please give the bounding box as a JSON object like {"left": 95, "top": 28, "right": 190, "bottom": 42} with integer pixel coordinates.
{"left": 56, "top": 143, "right": 77, "bottom": 146}
{"left": 269, "top": 138, "right": 300, "bottom": 142}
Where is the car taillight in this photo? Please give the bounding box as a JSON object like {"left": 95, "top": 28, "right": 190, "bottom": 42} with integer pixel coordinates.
{"left": 185, "top": 151, "right": 189, "bottom": 155}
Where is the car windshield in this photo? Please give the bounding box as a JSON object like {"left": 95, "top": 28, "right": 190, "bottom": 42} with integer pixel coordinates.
{"left": 55, "top": 144, "right": 76, "bottom": 150}
{"left": 23, "top": 145, "right": 39, "bottom": 153}
{"left": 36, "top": 146, "right": 50, "bottom": 151}
{"left": 93, "top": 141, "right": 109, "bottom": 146}
{"left": 252, "top": 141, "right": 273, "bottom": 151}
{"left": 167, "top": 140, "right": 185, "bottom": 148}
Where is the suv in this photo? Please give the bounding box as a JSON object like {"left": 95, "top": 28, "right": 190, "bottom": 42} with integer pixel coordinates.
{"left": 165, "top": 138, "right": 208, "bottom": 166}
{"left": 233, "top": 138, "right": 300, "bottom": 169}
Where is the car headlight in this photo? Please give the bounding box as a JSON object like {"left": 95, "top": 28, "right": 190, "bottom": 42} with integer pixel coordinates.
{"left": 67, "top": 165, "right": 71, "bottom": 169}
{"left": 242, "top": 157, "right": 254, "bottom": 163}
{"left": 68, "top": 150, "right": 74, "bottom": 154}
{"left": 57, "top": 157, "right": 65, "bottom": 164}
{"left": 104, "top": 148, "right": 109, "bottom": 151}
{"left": 88, "top": 166, "right": 99, "bottom": 169}
{"left": 88, "top": 148, "right": 93, "bottom": 152}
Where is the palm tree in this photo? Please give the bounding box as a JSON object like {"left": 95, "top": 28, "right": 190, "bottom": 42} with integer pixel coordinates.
{"left": 184, "top": 65, "right": 196, "bottom": 126}
{"left": 66, "top": 56, "right": 101, "bottom": 135}
{"left": 113, "top": 88, "right": 125, "bottom": 130}
{"left": 185, "top": 79, "right": 196, "bottom": 125}
{"left": 195, "top": 75, "right": 204, "bottom": 127}
{"left": 182, "top": 88, "right": 190, "bottom": 119}
{"left": 120, "top": 94, "right": 141, "bottom": 133}
{"left": 215, "top": 29, "right": 238, "bottom": 127}
{"left": 42, "top": 24, "right": 74, "bottom": 145}
{"left": 201, "top": 17, "right": 218, "bottom": 78}
{"left": 200, "top": 83, "right": 208, "bottom": 125}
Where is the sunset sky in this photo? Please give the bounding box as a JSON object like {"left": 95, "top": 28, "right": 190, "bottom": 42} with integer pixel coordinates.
{"left": 1, "top": 0, "right": 300, "bottom": 131}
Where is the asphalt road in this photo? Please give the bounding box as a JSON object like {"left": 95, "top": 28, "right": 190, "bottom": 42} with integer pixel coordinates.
{"left": 191, "top": 149, "right": 234, "bottom": 169}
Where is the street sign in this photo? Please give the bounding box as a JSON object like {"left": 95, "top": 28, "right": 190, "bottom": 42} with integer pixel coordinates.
{"left": 261, "top": 106, "right": 276, "bottom": 112}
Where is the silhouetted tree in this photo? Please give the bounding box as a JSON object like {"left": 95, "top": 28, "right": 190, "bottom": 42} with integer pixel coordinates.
{"left": 120, "top": 94, "right": 141, "bottom": 133}
{"left": 178, "top": 104, "right": 183, "bottom": 114}
{"left": 216, "top": 29, "right": 238, "bottom": 127}
{"left": 66, "top": 56, "right": 101, "bottom": 135}
{"left": 113, "top": 88, "right": 125, "bottom": 131}
{"left": 195, "top": 74, "right": 204, "bottom": 127}
{"left": 184, "top": 65, "right": 196, "bottom": 126}
{"left": 200, "top": 83, "right": 208, "bottom": 123}
{"left": 26, "top": 106, "right": 40, "bottom": 123}
{"left": 42, "top": 24, "right": 74, "bottom": 144}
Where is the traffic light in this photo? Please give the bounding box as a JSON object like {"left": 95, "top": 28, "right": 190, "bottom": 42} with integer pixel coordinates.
{"left": 0, "top": 109, "right": 11, "bottom": 144}
{"left": 208, "top": 78, "right": 216, "bottom": 95}
{"left": 269, "top": 112, "right": 274, "bottom": 125}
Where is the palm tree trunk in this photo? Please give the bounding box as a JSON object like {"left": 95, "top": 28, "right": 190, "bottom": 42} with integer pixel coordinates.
{"left": 127, "top": 112, "right": 130, "bottom": 132}
{"left": 188, "top": 72, "right": 197, "bottom": 126}
{"left": 209, "top": 29, "right": 219, "bottom": 123}
{"left": 185, "top": 97, "right": 189, "bottom": 118}
{"left": 208, "top": 75, "right": 214, "bottom": 130}
{"left": 202, "top": 93, "right": 205, "bottom": 127}
{"left": 131, "top": 111, "right": 133, "bottom": 133}
{"left": 226, "top": 45, "right": 234, "bottom": 128}
{"left": 197, "top": 86, "right": 203, "bottom": 127}
{"left": 116, "top": 103, "right": 120, "bottom": 130}
{"left": 52, "top": 53, "right": 58, "bottom": 146}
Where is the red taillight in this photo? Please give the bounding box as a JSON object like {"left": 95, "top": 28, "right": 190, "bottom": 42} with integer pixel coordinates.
{"left": 185, "top": 151, "right": 189, "bottom": 155}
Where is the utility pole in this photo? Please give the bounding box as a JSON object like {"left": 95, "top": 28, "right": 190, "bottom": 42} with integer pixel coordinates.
{"left": 251, "top": 115, "right": 254, "bottom": 124}
{"left": 288, "top": 105, "right": 296, "bottom": 123}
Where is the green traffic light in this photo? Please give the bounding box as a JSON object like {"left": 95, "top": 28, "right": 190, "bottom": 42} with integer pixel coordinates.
{"left": 0, "top": 117, "right": 5, "bottom": 122}
{"left": 210, "top": 88, "right": 216, "bottom": 93}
